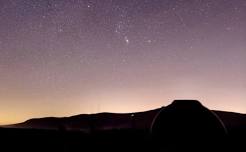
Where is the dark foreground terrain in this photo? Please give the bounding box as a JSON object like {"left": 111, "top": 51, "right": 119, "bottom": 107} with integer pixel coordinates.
{"left": 1, "top": 100, "right": 246, "bottom": 152}
{"left": 0, "top": 128, "right": 152, "bottom": 152}
{"left": 0, "top": 127, "right": 245, "bottom": 152}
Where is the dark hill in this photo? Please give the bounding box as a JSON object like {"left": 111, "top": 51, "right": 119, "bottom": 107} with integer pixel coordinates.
{"left": 3, "top": 107, "right": 246, "bottom": 134}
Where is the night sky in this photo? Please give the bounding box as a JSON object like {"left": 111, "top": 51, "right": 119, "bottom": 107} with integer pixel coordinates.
{"left": 1, "top": 0, "right": 246, "bottom": 124}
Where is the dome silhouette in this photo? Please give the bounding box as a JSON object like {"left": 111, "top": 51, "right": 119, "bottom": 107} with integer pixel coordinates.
{"left": 151, "top": 100, "right": 227, "bottom": 151}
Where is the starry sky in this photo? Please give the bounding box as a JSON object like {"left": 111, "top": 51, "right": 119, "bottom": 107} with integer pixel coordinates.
{"left": 1, "top": 0, "right": 246, "bottom": 124}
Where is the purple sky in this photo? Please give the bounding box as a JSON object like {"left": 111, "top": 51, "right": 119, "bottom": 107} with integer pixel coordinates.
{"left": 0, "top": 0, "right": 246, "bottom": 124}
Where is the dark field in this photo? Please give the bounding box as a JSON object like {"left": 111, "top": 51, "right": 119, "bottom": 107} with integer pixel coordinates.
{"left": 0, "top": 128, "right": 152, "bottom": 152}
{"left": 0, "top": 127, "right": 245, "bottom": 152}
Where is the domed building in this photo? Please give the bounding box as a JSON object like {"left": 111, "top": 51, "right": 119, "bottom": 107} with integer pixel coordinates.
{"left": 151, "top": 100, "right": 227, "bottom": 151}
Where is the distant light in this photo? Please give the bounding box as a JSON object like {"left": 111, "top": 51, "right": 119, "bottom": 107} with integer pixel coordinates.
{"left": 58, "top": 28, "right": 63, "bottom": 32}
{"left": 124, "top": 36, "right": 129, "bottom": 44}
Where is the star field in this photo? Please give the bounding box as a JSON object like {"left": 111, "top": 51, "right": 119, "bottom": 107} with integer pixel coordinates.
{"left": 0, "top": 0, "right": 246, "bottom": 124}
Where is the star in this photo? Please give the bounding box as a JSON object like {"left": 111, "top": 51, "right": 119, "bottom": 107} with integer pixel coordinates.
{"left": 58, "top": 28, "right": 63, "bottom": 33}
{"left": 124, "top": 36, "right": 129, "bottom": 44}
{"left": 147, "top": 40, "right": 152, "bottom": 43}
{"left": 225, "top": 27, "right": 232, "bottom": 31}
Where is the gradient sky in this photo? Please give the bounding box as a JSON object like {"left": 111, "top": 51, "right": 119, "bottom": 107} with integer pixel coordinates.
{"left": 1, "top": 0, "right": 246, "bottom": 124}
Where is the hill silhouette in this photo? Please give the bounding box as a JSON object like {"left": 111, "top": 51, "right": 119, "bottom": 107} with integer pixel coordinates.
{"left": 4, "top": 110, "right": 158, "bottom": 131}
{"left": 4, "top": 104, "right": 246, "bottom": 134}
{"left": 1, "top": 100, "right": 246, "bottom": 152}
